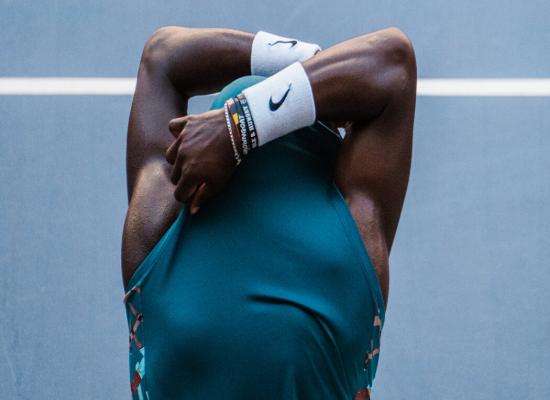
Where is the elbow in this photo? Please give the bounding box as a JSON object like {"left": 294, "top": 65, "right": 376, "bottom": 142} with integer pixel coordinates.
{"left": 362, "top": 27, "right": 417, "bottom": 99}
{"left": 140, "top": 26, "right": 192, "bottom": 72}
{"left": 357, "top": 27, "right": 416, "bottom": 76}
{"left": 379, "top": 27, "right": 416, "bottom": 72}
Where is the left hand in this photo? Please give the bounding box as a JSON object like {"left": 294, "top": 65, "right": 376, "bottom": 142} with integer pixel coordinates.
{"left": 165, "top": 109, "right": 239, "bottom": 214}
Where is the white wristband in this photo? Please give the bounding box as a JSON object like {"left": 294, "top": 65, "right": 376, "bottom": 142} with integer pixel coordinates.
{"left": 251, "top": 31, "right": 321, "bottom": 77}
{"left": 242, "top": 62, "right": 316, "bottom": 146}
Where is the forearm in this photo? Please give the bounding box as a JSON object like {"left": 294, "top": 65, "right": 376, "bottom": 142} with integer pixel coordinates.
{"left": 150, "top": 26, "right": 413, "bottom": 123}
{"left": 143, "top": 26, "right": 254, "bottom": 97}
{"left": 226, "top": 27, "right": 414, "bottom": 154}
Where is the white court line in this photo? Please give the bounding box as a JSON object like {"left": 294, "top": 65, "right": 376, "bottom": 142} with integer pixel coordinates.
{"left": 1, "top": 78, "right": 550, "bottom": 96}
{"left": 0, "top": 78, "right": 137, "bottom": 96}
{"left": 418, "top": 79, "right": 550, "bottom": 96}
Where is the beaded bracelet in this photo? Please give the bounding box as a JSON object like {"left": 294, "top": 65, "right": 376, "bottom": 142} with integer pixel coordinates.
{"left": 223, "top": 101, "right": 242, "bottom": 166}
{"left": 227, "top": 98, "right": 250, "bottom": 156}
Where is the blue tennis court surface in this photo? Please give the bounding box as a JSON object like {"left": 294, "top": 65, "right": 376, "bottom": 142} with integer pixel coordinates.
{"left": 1, "top": 1, "right": 549, "bottom": 399}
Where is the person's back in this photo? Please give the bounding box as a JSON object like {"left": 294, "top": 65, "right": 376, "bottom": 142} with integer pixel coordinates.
{"left": 122, "top": 27, "right": 416, "bottom": 399}
{"left": 125, "top": 76, "right": 385, "bottom": 399}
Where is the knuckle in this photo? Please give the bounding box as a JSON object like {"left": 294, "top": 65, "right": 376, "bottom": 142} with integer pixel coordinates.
{"left": 178, "top": 142, "right": 186, "bottom": 154}
{"left": 178, "top": 165, "right": 192, "bottom": 182}
{"left": 169, "top": 117, "right": 187, "bottom": 133}
{"left": 168, "top": 119, "right": 179, "bottom": 133}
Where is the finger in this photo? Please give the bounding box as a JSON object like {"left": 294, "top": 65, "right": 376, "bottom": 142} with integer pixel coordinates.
{"left": 174, "top": 173, "right": 200, "bottom": 204}
{"left": 168, "top": 117, "right": 188, "bottom": 138}
{"left": 165, "top": 136, "right": 181, "bottom": 165}
{"left": 189, "top": 182, "right": 210, "bottom": 214}
{"left": 189, "top": 182, "right": 218, "bottom": 215}
{"left": 170, "top": 150, "right": 186, "bottom": 185}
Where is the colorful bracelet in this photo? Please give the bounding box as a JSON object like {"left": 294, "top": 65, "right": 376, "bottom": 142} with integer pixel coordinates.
{"left": 227, "top": 97, "right": 250, "bottom": 156}
{"left": 223, "top": 101, "right": 242, "bottom": 166}
{"left": 224, "top": 93, "right": 260, "bottom": 160}
{"left": 236, "top": 93, "right": 258, "bottom": 150}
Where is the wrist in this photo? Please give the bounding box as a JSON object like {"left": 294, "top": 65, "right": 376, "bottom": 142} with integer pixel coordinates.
{"left": 242, "top": 62, "right": 316, "bottom": 146}
{"left": 223, "top": 102, "right": 243, "bottom": 166}
{"left": 232, "top": 121, "right": 244, "bottom": 158}
{"left": 251, "top": 31, "right": 321, "bottom": 77}
{"left": 222, "top": 61, "right": 317, "bottom": 159}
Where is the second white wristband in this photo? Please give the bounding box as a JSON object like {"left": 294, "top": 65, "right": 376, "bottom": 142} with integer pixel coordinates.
{"left": 241, "top": 62, "right": 317, "bottom": 146}
{"left": 251, "top": 31, "right": 321, "bottom": 77}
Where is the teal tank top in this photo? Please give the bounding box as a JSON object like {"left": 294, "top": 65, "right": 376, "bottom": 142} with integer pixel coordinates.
{"left": 124, "top": 76, "right": 385, "bottom": 400}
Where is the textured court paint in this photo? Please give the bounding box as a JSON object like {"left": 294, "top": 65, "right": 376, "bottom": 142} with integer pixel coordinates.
{"left": 1, "top": 2, "right": 549, "bottom": 400}
{"left": 377, "top": 98, "right": 550, "bottom": 400}
{"left": 1, "top": 1, "right": 550, "bottom": 78}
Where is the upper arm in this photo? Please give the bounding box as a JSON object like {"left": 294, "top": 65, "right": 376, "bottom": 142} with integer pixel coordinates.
{"left": 123, "top": 27, "right": 254, "bottom": 284}
{"left": 126, "top": 64, "right": 188, "bottom": 201}
{"left": 126, "top": 26, "right": 253, "bottom": 201}
{"left": 126, "top": 28, "right": 195, "bottom": 201}
{"left": 333, "top": 59, "right": 416, "bottom": 250}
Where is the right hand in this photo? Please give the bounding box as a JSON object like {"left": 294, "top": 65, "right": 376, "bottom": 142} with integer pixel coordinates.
{"left": 165, "top": 109, "right": 241, "bottom": 214}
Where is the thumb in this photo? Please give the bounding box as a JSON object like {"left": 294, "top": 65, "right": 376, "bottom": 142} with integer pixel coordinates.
{"left": 189, "top": 182, "right": 217, "bottom": 215}
{"left": 168, "top": 116, "right": 188, "bottom": 138}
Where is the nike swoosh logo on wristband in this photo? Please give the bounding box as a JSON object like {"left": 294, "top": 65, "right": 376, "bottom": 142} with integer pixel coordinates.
{"left": 269, "top": 84, "right": 292, "bottom": 112}
{"left": 268, "top": 40, "right": 298, "bottom": 48}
